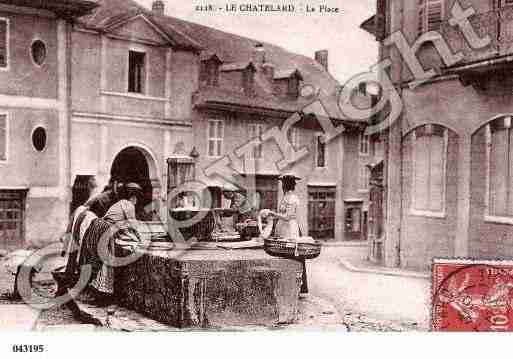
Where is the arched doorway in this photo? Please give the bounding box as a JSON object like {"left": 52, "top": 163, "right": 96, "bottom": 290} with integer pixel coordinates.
{"left": 111, "top": 146, "right": 159, "bottom": 221}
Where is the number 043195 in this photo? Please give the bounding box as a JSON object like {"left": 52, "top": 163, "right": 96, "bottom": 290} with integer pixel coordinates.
{"left": 12, "top": 345, "right": 45, "bottom": 353}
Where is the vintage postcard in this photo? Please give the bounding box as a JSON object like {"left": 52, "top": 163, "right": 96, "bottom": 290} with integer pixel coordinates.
{"left": 0, "top": 0, "right": 513, "bottom": 354}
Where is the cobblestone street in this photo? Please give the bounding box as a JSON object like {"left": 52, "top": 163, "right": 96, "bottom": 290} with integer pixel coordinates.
{"left": 0, "top": 244, "right": 430, "bottom": 332}
{"left": 308, "top": 244, "right": 430, "bottom": 331}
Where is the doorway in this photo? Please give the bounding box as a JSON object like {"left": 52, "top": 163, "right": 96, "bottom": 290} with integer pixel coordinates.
{"left": 111, "top": 146, "right": 156, "bottom": 221}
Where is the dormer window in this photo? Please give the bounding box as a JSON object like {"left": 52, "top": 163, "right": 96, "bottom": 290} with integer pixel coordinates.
{"left": 274, "top": 69, "right": 303, "bottom": 99}
{"left": 243, "top": 66, "right": 255, "bottom": 95}
{"left": 220, "top": 61, "right": 256, "bottom": 95}
{"left": 200, "top": 52, "right": 222, "bottom": 87}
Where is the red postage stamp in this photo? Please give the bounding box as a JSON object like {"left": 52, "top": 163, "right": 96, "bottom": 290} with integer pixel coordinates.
{"left": 432, "top": 259, "right": 513, "bottom": 332}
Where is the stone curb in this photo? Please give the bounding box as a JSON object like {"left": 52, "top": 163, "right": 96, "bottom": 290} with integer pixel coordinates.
{"left": 338, "top": 259, "right": 430, "bottom": 279}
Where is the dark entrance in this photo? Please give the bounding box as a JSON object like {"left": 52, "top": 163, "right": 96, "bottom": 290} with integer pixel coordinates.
{"left": 368, "top": 161, "right": 385, "bottom": 264}
{"left": 111, "top": 147, "right": 154, "bottom": 220}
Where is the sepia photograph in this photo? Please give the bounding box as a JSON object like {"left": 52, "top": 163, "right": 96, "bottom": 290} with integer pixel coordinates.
{"left": 0, "top": 0, "right": 512, "bottom": 356}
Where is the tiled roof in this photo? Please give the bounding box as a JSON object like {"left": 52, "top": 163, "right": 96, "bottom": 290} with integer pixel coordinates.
{"left": 79, "top": 0, "right": 368, "bottom": 123}
{"left": 193, "top": 86, "right": 367, "bottom": 124}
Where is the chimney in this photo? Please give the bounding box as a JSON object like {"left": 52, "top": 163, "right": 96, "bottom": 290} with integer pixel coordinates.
{"left": 253, "top": 43, "right": 266, "bottom": 64}
{"left": 262, "top": 62, "right": 275, "bottom": 83}
{"left": 152, "top": 0, "right": 165, "bottom": 15}
{"left": 315, "top": 50, "right": 329, "bottom": 72}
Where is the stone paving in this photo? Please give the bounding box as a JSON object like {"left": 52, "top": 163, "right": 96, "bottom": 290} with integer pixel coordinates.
{"left": 0, "top": 247, "right": 428, "bottom": 332}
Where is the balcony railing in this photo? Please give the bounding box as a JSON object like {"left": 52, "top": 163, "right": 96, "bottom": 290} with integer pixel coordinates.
{"left": 440, "top": 6, "right": 513, "bottom": 66}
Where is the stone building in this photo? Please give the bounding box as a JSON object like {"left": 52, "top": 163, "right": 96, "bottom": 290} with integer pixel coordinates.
{"left": 0, "top": 0, "right": 372, "bottom": 248}
{"left": 362, "top": 0, "right": 513, "bottom": 270}
{"left": 0, "top": 0, "right": 97, "bottom": 249}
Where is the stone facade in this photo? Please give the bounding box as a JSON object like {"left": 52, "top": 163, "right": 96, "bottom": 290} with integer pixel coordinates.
{"left": 363, "top": 0, "right": 513, "bottom": 270}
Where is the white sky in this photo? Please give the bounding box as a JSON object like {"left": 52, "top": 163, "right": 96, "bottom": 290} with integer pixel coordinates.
{"left": 134, "top": 0, "right": 377, "bottom": 84}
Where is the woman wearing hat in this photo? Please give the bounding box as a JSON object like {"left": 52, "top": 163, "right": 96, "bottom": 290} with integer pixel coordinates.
{"left": 271, "top": 173, "right": 309, "bottom": 295}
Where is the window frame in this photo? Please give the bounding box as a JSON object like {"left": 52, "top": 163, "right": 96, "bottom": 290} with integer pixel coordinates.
{"left": 30, "top": 38, "right": 47, "bottom": 67}
{"left": 289, "top": 126, "right": 300, "bottom": 150}
{"left": 418, "top": 0, "right": 444, "bottom": 34}
{"left": 484, "top": 118, "right": 513, "bottom": 225}
{"left": 207, "top": 119, "right": 224, "bottom": 158}
{"left": 31, "top": 125, "right": 48, "bottom": 153}
{"left": 248, "top": 122, "right": 265, "bottom": 159}
{"left": 359, "top": 132, "right": 370, "bottom": 156}
{"left": 359, "top": 162, "right": 370, "bottom": 192}
{"left": 0, "top": 112, "right": 9, "bottom": 163}
{"left": 410, "top": 125, "right": 448, "bottom": 219}
{"left": 127, "top": 49, "right": 147, "bottom": 94}
{"left": 315, "top": 132, "right": 328, "bottom": 169}
{"left": 0, "top": 17, "right": 10, "bottom": 71}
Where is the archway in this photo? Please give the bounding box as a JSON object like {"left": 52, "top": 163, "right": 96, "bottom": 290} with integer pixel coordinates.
{"left": 110, "top": 146, "right": 159, "bottom": 221}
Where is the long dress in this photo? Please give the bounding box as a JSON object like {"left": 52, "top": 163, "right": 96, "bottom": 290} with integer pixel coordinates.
{"left": 275, "top": 192, "right": 301, "bottom": 239}
{"left": 274, "top": 191, "right": 308, "bottom": 294}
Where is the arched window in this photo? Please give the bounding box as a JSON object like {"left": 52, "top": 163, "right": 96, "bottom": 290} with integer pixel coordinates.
{"left": 485, "top": 116, "right": 513, "bottom": 220}
{"left": 411, "top": 124, "right": 448, "bottom": 216}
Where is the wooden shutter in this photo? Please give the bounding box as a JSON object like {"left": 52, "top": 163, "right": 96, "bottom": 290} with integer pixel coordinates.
{"left": 429, "top": 133, "right": 445, "bottom": 212}
{"left": 414, "top": 134, "right": 430, "bottom": 210}
{"left": 0, "top": 20, "right": 6, "bottom": 68}
{"left": 490, "top": 127, "right": 509, "bottom": 216}
{"left": 427, "top": 0, "right": 443, "bottom": 31}
{"left": 0, "top": 115, "right": 5, "bottom": 161}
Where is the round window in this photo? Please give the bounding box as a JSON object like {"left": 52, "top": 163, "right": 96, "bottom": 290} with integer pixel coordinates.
{"left": 31, "top": 40, "right": 47, "bottom": 66}
{"left": 32, "top": 127, "right": 47, "bottom": 152}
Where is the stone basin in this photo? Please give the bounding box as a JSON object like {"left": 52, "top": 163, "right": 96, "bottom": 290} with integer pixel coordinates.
{"left": 115, "top": 248, "right": 303, "bottom": 329}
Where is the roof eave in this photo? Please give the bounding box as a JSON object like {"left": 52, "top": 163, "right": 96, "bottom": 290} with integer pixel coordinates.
{"left": 2, "top": 0, "right": 99, "bottom": 18}
{"left": 360, "top": 15, "right": 377, "bottom": 37}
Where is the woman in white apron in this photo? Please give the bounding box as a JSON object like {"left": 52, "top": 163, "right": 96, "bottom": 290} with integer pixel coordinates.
{"left": 273, "top": 174, "right": 308, "bottom": 295}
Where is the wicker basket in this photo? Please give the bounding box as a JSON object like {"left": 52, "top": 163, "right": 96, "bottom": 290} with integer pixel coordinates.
{"left": 264, "top": 238, "right": 322, "bottom": 260}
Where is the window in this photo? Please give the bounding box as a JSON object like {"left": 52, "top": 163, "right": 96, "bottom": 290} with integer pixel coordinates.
{"left": 289, "top": 126, "right": 300, "bottom": 150}
{"left": 411, "top": 125, "right": 448, "bottom": 216}
{"left": 243, "top": 68, "right": 255, "bottom": 95}
{"left": 256, "top": 176, "right": 279, "bottom": 211}
{"left": 0, "top": 114, "right": 7, "bottom": 161}
{"left": 31, "top": 40, "right": 46, "bottom": 66}
{"left": 32, "top": 126, "right": 47, "bottom": 152}
{"left": 288, "top": 77, "right": 299, "bottom": 98}
{"left": 315, "top": 134, "right": 327, "bottom": 168}
{"left": 345, "top": 206, "right": 362, "bottom": 233}
{"left": 208, "top": 120, "right": 224, "bottom": 157}
{"left": 0, "top": 190, "right": 26, "bottom": 247}
{"left": 486, "top": 118, "right": 513, "bottom": 220}
{"left": 418, "top": 0, "right": 443, "bottom": 34}
{"left": 248, "top": 123, "right": 265, "bottom": 158}
{"left": 360, "top": 133, "right": 370, "bottom": 155}
{"left": 308, "top": 186, "right": 336, "bottom": 239}
{"left": 497, "top": 0, "right": 513, "bottom": 8}
{"left": 359, "top": 164, "right": 370, "bottom": 191}
{"left": 0, "top": 18, "right": 8, "bottom": 69}
{"left": 374, "top": 135, "right": 385, "bottom": 159}
{"left": 128, "top": 50, "right": 146, "bottom": 93}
